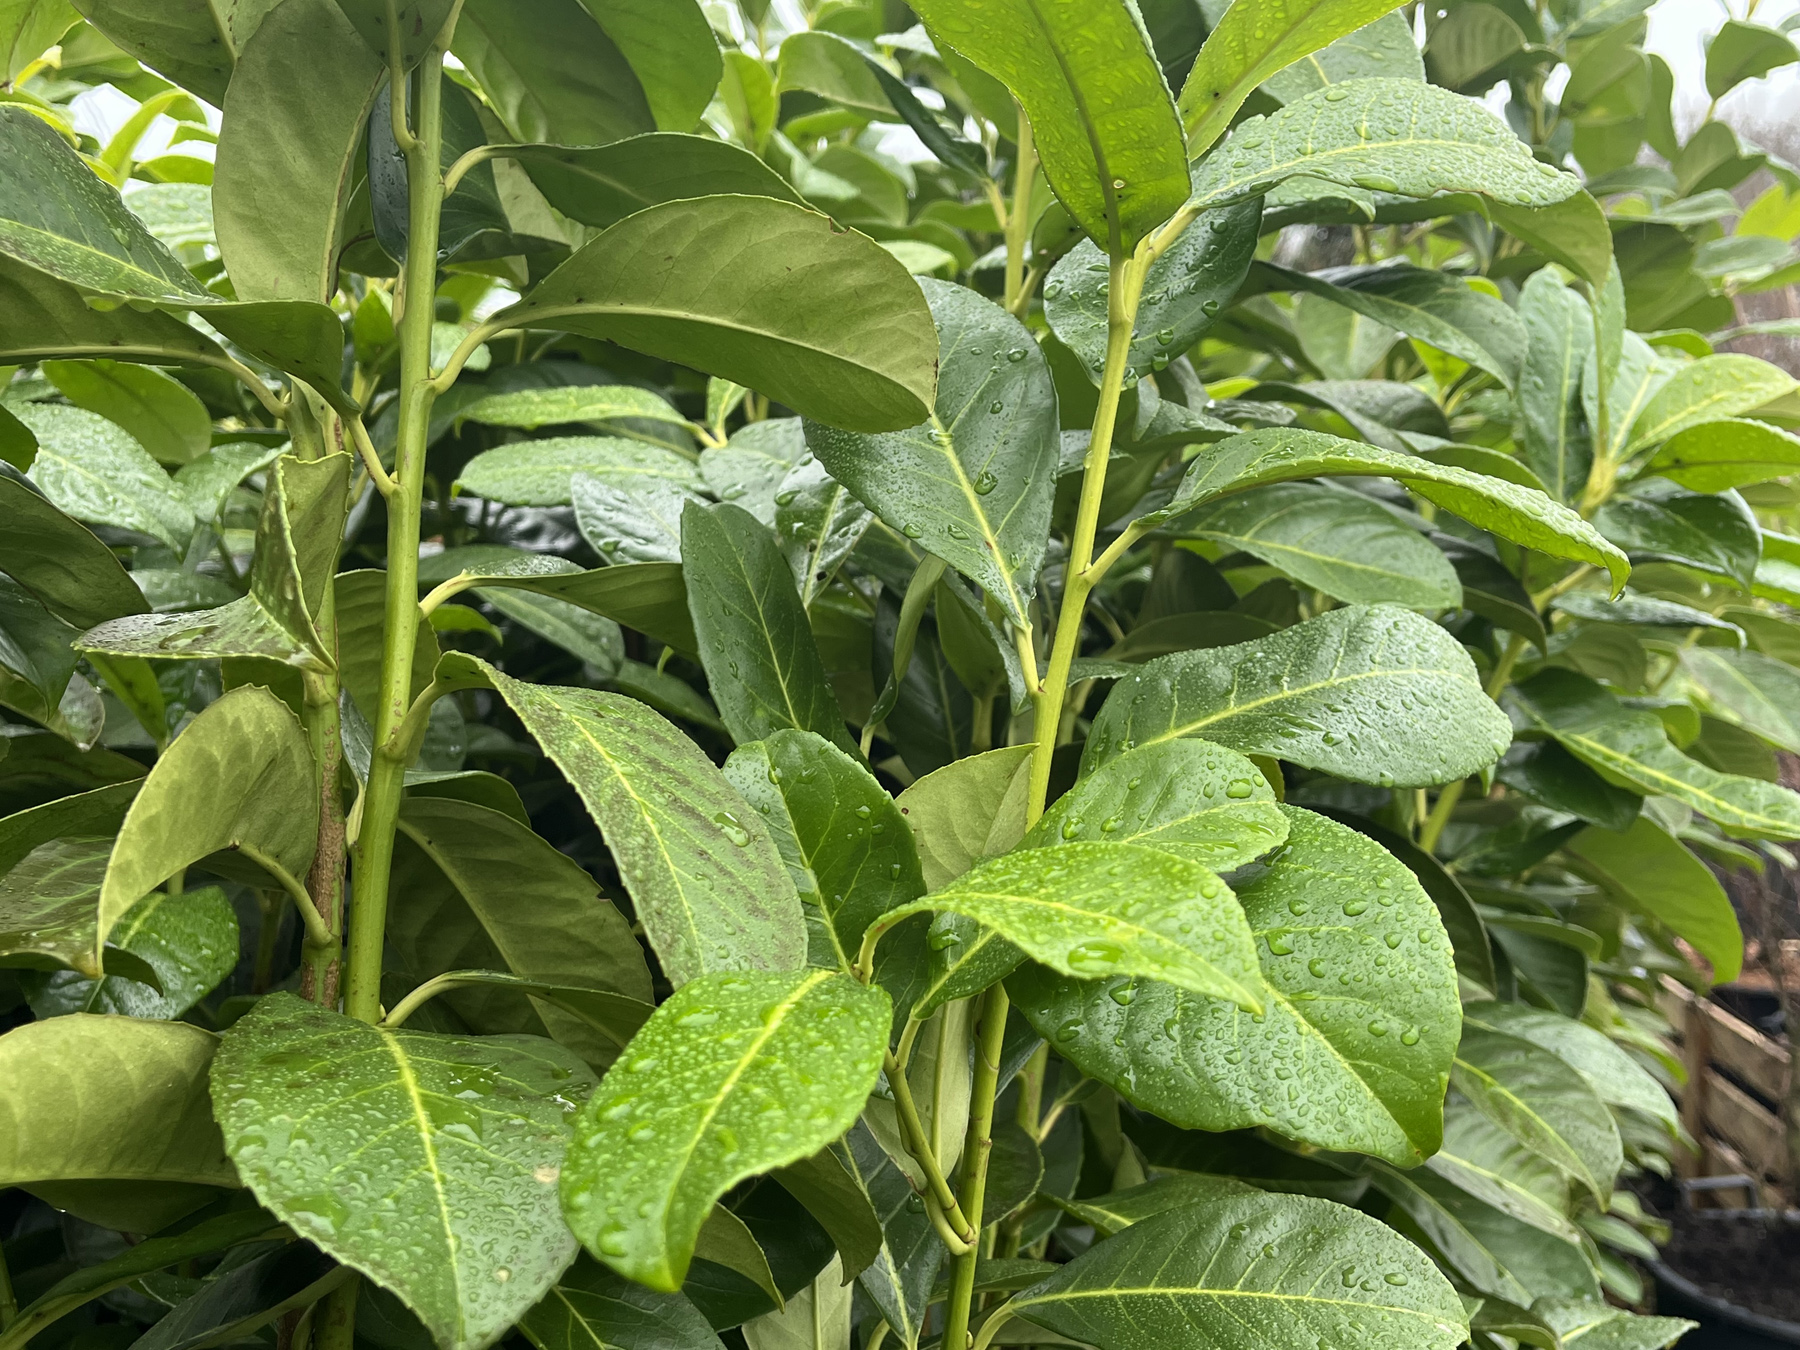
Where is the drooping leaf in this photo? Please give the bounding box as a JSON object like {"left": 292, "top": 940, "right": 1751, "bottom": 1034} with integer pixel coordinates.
{"left": 478, "top": 664, "right": 807, "bottom": 987}
{"left": 681, "top": 502, "right": 853, "bottom": 751}
{"left": 1015, "top": 806, "right": 1462, "bottom": 1164}
{"left": 905, "top": 0, "right": 1190, "bottom": 254}
{"left": 0, "top": 253, "right": 228, "bottom": 370}
{"left": 775, "top": 29, "right": 889, "bottom": 114}
{"left": 804, "top": 279, "right": 1057, "bottom": 628}
{"left": 1677, "top": 645, "right": 1800, "bottom": 754}
{"left": 1186, "top": 79, "right": 1580, "bottom": 214}
{"left": 508, "top": 134, "right": 801, "bottom": 230}
{"left": 1002, "top": 1191, "right": 1467, "bottom": 1350}
{"left": 212, "top": 993, "right": 596, "bottom": 1350}
{"left": 1644, "top": 417, "right": 1800, "bottom": 491}
{"left": 0, "top": 477, "right": 146, "bottom": 630}
{"left": 1592, "top": 479, "right": 1760, "bottom": 590}
{"left": 496, "top": 196, "right": 936, "bottom": 433}
{"left": 559, "top": 969, "right": 889, "bottom": 1291}
{"left": 16, "top": 402, "right": 195, "bottom": 551}
{"left": 1553, "top": 591, "right": 1745, "bottom": 644}
{"left": 1085, "top": 605, "right": 1514, "bottom": 788}
{"left": 1427, "top": 1098, "right": 1578, "bottom": 1243}
{"left": 837, "top": 1122, "right": 941, "bottom": 1348}
{"left": 28, "top": 883, "right": 238, "bottom": 1020}
{"left": 1517, "top": 269, "right": 1594, "bottom": 503}
{"left": 517, "top": 1254, "right": 724, "bottom": 1350}
{"left": 69, "top": 0, "right": 279, "bottom": 103}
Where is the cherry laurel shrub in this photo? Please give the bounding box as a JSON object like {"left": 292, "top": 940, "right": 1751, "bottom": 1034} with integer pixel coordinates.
{"left": 0, "top": 2, "right": 1794, "bottom": 1350}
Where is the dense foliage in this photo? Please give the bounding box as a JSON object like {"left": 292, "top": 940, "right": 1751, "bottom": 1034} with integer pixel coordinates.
{"left": 2, "top": 2, "right": 1798, "bottom": 1350}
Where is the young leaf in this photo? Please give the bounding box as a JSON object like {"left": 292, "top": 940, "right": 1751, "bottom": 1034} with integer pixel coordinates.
{"left": 508, "top": 134, "right": 802, "bottom": 230}
{"left": 1187, "top": 79, "right": 1580, "bottom": 214}
{"left": 479, "top": 665, "right": 807, "bottom": 986}
{"left": 871, "top": 842, "right": 1264, "bottom": 1010}
{"left": 1016, "top": 806, "right": 1462, "bottom": 1164}
{"left": 805, "top": 281, "right": 1056, "bottom": 628}
{"left": 1461, "top": 1003, "right": 1674, "bottom": 1129}
{"left": 0, "top": 477, "right": 147, "bottom": 629}
{"left": 1085, "top": 605, "right": 1514, "bottom": 788}
{"left": 517, "top": 1255, "right": 724, "bottom": 1350}
{"left": 559, "top": 969, "right": 889, "bottom": 1291}
{"left": 15, "top": 403, "right": 196, "bottom": 552}
{"left": 212, "top": 993, "right": 596, "bottom": 1350}
{"left": 97, "top": 686, "right": 317, "bottom": 971}
{"left": 496, "top": 196, "right": 937, "bottom": 433}
{"left": 1517, "top": 270, "right": 1594, "bottom": 502}
{"left": 1026, "top": 738, "right": 1289, "bottom": 871}
{"left": 774, "top": 459, "right": 873, "bottom": 605}
{"left": 700, "top": 417, "right": 809, "bottom": 526}
{"left": 681, "top": 502, "right": 854, "bottom": 751}
{"left": 905, "top": 0, "right": 1189, "bottom": 254}
{"left": 894, "top": 744, "right": 1034, "bottom": 892}
{"left": 1003, "top": 1192, "right": 1467, "bottom": 1350}
{"left": 1645, "top": 417, "right": 1800, "bottom": 490}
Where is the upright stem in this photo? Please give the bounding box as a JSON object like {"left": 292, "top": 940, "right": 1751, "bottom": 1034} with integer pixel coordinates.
{"left": 1003, "top": 107, "right": 1037, "bottom": 316}
{"left": 1418, "top": 633, "right": 1529, "bottom": 854}
{"left": 300, "top": 660, "right": 346, "bottom": 1008}
{"left": 345, "top": 40, "right": 449, "bottom": 1026}
{"left": 938, "top": 983, "right": 1012, "bottom": 1350}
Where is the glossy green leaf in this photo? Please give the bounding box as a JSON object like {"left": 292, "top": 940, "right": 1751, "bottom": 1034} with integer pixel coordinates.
{"left": 453, "top": 0, "right": 654, "bottom": 147}
{"left": 1451, "top": 1025, "right": 1622, "bottom": 1203}
{"left": 1178, "top": 0, "right": 1408, "bottom": 155}
{"left": 560, "top": 968, "right": 889, "bottom": 1291}
{"left": 770, "top": 1144, "right": 882, "bottom": 1284}
{"left": 0, "top": 252, "right": 228, "bottom": 369}
{"left": 775, "top": 29, "right": 888, "bottom": 114}
{"left": 129, "top": 1239, "right": 346, "bottom": 1350}
{"left": 1563, "top": 816, "right": 1743, "bottom": 982}
{"left": 0, "top": 475, "right": 146, "bottom": 628}
{"left": 3, "top": 0, "right": 77, "bottom": 84}
{"left": 1003, "top": 1191, "right": 1467, "bottom": 1350}
{"left": 1537, "top": 1299, "right": 1694, "bottom": 1350}
{"left": 906, "top": 0, "right": 1189, "bottom": 254}
{"left": 1045, "top": 201, "right": 1261, "bottom": 386}
{"left": 1517, "top": 269, "right": 1593, "bottom": 503}
{"left": 518, "top": 1254, "right": 724, "bottom": 1350}
{"left": 1553, "top": 591, "right": 1744, "bottom": 643}
{"left": 837, "top": 1121, "right": 941, "bottom": 1347}
{"left": 97, "top": 685, "right": 317, "bottom": 970}
{"left": 211, "top": 0, "right": 382, "bottom": 302}
{"left": 1461, "top": 1002, "right": 1674, "bottom": 1129}
{"left": 1261, "top": 10, "right": 1424, "bottom": 102}
{"left": 774, "top": 459, "right": 873, "bottom": 605}
{"left": 572, "top": 472, "right": 702, "bottom": 566}
{"left": 28, "top": 883, "right": 237, "bottom": 1020}
{"left": 329, "top": 0, "right": 452, "bottom": 66}
{"left": 1016, "top": 806, "right": 1461, "bottom": 1164}
{"left": 876, "top": 841, "right": 1263, "bottom": 1009}
{"left": 699, "top": 418, "right": 807, "bottom": 527}
{"left": 804, "top": 280, "right": 1056, "bottom": 628}
{"left": 1150, "top": 428, "right": 1629, "bottom": 591}
{"left": 1188, "top": 79, "right": 1579, "bottom": 214}
{"left": 1510, "top": 667, "right": 1800, "bottom": 842}
{"left": 497, "top": 196, "right": 936, "bottom": 434}
{"left": 1055, "top": 1172, "right": 1256, "bottom": 1236}
{"left": 1438, "top": 534, "right": 1547, "bottom": 652}
{"left": 459, "top": 384, "right": 687, "bottom": 433}
{"left": 1426, "top": 1098, "right": 1578, "bottom": 1243}
{"left": 213, "top": 993, "right": 595, "bottom": 1350}
{"left": 1490, "top": 190, "right": 1614, "bottom": 288}
{"left": 1085, "top": 604, "right": 1513, "bottom": 788}
{"left": 1756, "top": 530, "right": 1800, "bottom": 607}
{"left": 456, "top": 437, "right": 699, "bottom": 508}
{"left": 0, "top": 835, "right": 157, "bottom": 986}
{"left": 508, "top": 133, "right": 800, "bottom": 231}
{"left": 894, "top": 745, "right": 1034, "bottom": 892}
{"left": 1027, "top": 739, "right": 1288, "bottom": 871}
{"left": 43, "top": 360, "right": 212, "bottom": 466}
{"left": 1676, "top": 645, "right": 1800, "bottom": 753}
{"left": 16, "top": 402, "right": 195, "bottom": 551}
{"left": 742, "top": 1256, "right": 851, "bottom": 1350}
{"left": 681, "top": 502, "right": 852, "bottom": 751}
{"left": 479, "top": 664, "right": 806, "bottom": 987}
{"left": 1592, "top": 479, "right": 1760, "bottom": 589}
{"left": 1622, "top": 353, "right": 1796, "bottom": 454}
{"left": 1644, "top": 417, "right": 1800, "bottom": 491}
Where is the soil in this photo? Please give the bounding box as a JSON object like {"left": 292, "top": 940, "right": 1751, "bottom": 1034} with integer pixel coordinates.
{"left": 1660, "top": 1207, "right": 1800, "bottom": 1324}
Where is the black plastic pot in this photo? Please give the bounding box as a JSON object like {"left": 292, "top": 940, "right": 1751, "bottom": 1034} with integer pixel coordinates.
{"left": 1653, "top": 1257, "right": 1800, "bottom": 1350}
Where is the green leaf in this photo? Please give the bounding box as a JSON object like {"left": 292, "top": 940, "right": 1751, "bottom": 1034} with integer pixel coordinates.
{"left": 16, "top": 402, "right": 195, "bottom": 551}
{"left": 1451, "top": 1025, "right": 1622, "bottom": 1203}
{"left": 0, "top": 1014, "right": 237, "bottom": 1199}
{"left": 1253, "top": 261, "right": 1525, "bottom": 390}
{"left": 1490, "top": 190, "right": 1615, "bottom": 288}
{"left": 1592, "top": 479, "right": 1760, "bottom": 589}
{"left": 1427, "top": 1098, "right": 1579, "bottom": 1244}
{"left": 681, "top": 502, "right": 853, "bottom": 751}
{"left": 0, "top": 475, "right": 146, "bottom": 628}
{"left": 1644, "top": 416, "right": 1800, "bottom": 490}
{"left": 559, "top": 968, "right": 889, "bottom": 1291}
{"left": 497, "top": 196, "right": 936, "bottom": 433}
{"left": 0, "top": 106, "right": 210, "bottom": 301}
{"left": 1179, "top": 481, "right": 1463, "bottom": 609}
{"left": 213, "top": 992, "right": 595, "bottom": 1350}
{"left": 1186, "top": 79, "right": 1580, "bottom": 214}
{"left": 1675, "top": 645, "right": 1800, "bottom": 753}
{"left": 459, "top": 385, "right": 688, "bottom": 433}
{"left": 1510, "top": 667, "right": 1800, "bottom": 842}
{"left": 700, "top": 418, "right": 808, "bottom": 526}
{"left": 478, "top": 664, "right": 807, "bottom": 987}
{"left": 1553, "top": 591, "right": 1744, "bottom": 643}
{"left": 1054, "top": 1172, "right": 1256, "bottom": 1236}
{"left": 1536, "top": 1298, "right": 1694, "bottom": 1350}
{"left": 1026, "top": 739, "right": 1288, "bottom": 871}
{"left": 0, "top": 252, "right": 227, "bottom": 370}
{"left": 1179, "top": 0, "right": 1408, "bottom": 154}
{"left": 0, "top": 779, "right": 140, "bottom": 875}
{"left": 774, "top": 460, "right": 873, "bottom": 605}
{"left": 0, "top": 835, "right": 158, "bottom": 985}
{"left": 905, "top": 0, "right": 1189, "bottom": 254}
{"left": 803, "top": 280, "right": 1057, "bottom": 627}
{"left": 1003, "top": 1191, "right": 1467, "bottom": 1350}
{"left": 1623, "top": 353, "right": 1796, "bottom": 454}
{"left": 1461, "top": 1003, "right": 1674, "bottom": 1130}
{"left": 1517, "top": 270, "right": 1593, "bottom": 503}
{"left": 1563, "top": 816, "right": 1744, "bottom": 982}
{"left": 69, "top": 0, "right": 277, "bottom": 103}
{"left": 329, "top": 0, "right": 452, "bottom": 66}
{"left": 128, "top": 1240, "right": 346, "bottom": 1350}
{"left": 876, "top": 841, "right": 1263, "bottom": 1009}
{"left": 508, "top": 133, "right": 800, "bottom": 231}
{"left": 2, "top": 0, "right": 76, "bottom": 85}
{"left": 28, "top": 883, "right": 237, "bottom": 1020}
{"left": 453, "top": 0, "right": 654, "bottom": 147}
{"left": 741, "top": 1256, "right": 851, "bottom": 1350}
{"left": 1261, "top": 10, "right": 1424, "bottom": 102}
{"left": 518, "top": 1255, "right": 724, "bottom": 1350}
{"left": 1438, "top": 534, "right": 1546, "bottom": 653}
{"left": 1705, "top": 19, "right": 1798, "bottom": 99}
{"left": 43, "top": 360, "right": 212, "bottom": 466}
{"left": 1015, "top": 806, "right": 1462, "bottom": 1164}
{"left": 771, "top": 1145, "right": 883, "bottom": 1284}
{"left": 775, "top": 29, "right": 889, "bottom": 115}
{"left": 838, "top": 1122, "right": 941, "bottom": 1346}
{"left": 893, "top": 745, "right": 1034, "bottom": 892}
{"left": 1151, "top": 428, "right": 1629, "bottom": 591}
{"left": 574, "top": 473, "right": 701, "bottom": 566}
{"left": 1085, "top": 604, "right": 1514, "bottom": 788}
{"left": 211, "top": 0, "right": 382, "bottom": 302}
{"left": 97, "top": 685, "right": 318, "bottom": 970}
{"left": 1756, "top": 530, "right": 1800, "bottom": 607}
{"left": 1045, "top": 202, "right": 1261, "bottom": 387}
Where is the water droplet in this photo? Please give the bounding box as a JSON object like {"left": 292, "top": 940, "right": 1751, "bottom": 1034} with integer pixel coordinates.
{"left": 901, "top": 523, "right": 923, "bottom": 539}
{"left": 712, "top": 811, "right": 751, "bottom": 847}
{"left": 1384, "top": 932, "right": 1403, "bottom": 949}
{"left": 1155, "top": 327, "right": 1175, "bottom": 346}
{"left": 598, "top": 1230, "right": 630, "bottom": 1257}
{"left": 1384, "top": 1272, "right": 1408, "bottom": 1286}
{"left": 774, "top": 488, "right": 798, "bottom": 506}
{"left": 1323, "top": 86, "right": 1350, "bottom": 101}
{"left": 1400, "top": 1027, "right": 1420, "bottom": 1046}
{"left": 494, "top": 1267, "right": 512, "bottom": 1283}
{"left": 1061, "top": 816, "right": 1083, "bottom": 841}
{"left": 1225, "top": 778, "right": 1255, "bottom": 799}
{"left": 1056, "top": 1018, "right": 1084, "bottom": 1043}
{"left": 1352, "top": 172, "right": 1399, "bottom": 193}
{"left": 1266, "top": 930, "right": 1295, "bottom": 956}
{"left": 1308, "top": 957, "right": 1327, "bottom": 978}
{"left": 1342, "top": 899, "right": 1368, "bottom": 916}
{"left": 1201, "top": 298, "right": 1221, "bottom": 316}
{"left": 928, "top": 927, "right": 962, "bottom": 951}
{"left": 973, "top": 469, "right": 999, "bottom": 495}
{"left": 1111, "top": 178, "right": 1126, "bottom": 190}
{"left": 988, "top": 400, "right": 1004, "bottom": 414}
{"left": 947, "top": 521, "right": 970, "bottom": 539}
{"left": 1367, "top": 1020, "right": 1389, "bottom": 1037}
{"left": 1066, "top": 939, "right": 1125, "bottom": 974}
{"left": 677, "top": 1009, "right": 719, "bottom": 1028}
{"left": 1006, "top": 348, "right": 1026, "bottom": 362}
{"left": 1109, "top": 981, "right": 1136, "bottom": 1006}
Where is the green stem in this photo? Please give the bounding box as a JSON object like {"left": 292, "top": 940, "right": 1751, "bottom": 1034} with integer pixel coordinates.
{"left": 0, "top": 1233, "right": 16, "bottom": 1331}
{"left": 883, "top": 1050, "right": 976, "bottom": 1243}
{"left": 1418, "top": 633, "right": 1528, "bottom": 854}
{"left": 346, "top": 38, "right": 450, "bottom": 1027}
{"left": 996, "top": 1041, "right": 1049, "bottom": 1257}
{"left": 240, "top": 844, "right": 332, "bottom": 950}
{"left": 1003, "top": 106, "right": 1036, "bottom": 316}
{"left": 939, "top": 984, "right": 1011, "bottom": 1350}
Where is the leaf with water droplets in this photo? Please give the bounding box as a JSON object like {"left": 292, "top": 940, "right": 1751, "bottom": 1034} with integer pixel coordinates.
{"left": 560, "top": 969, "right": 889, "bottom": 1292}
{"left": 16, "top": 402, "right": 195, "bottom": 552}
{"left": 478, "top": 663, "right": 807, "bottom": 988}
{"left": 1055, "top": 1172, "right": 1257, "bottom": 1237}
{"left": 1015, "top": 807, "right": 1461, "bottom": 1164}
{"left": 871, "top": 841, "right": 1262, "bottom": 1010}
{"left": 804, "top": 281, "right": 1057, "bottom": 628}
{"left": 25, "top": 883, "right": 237, "bottom": 1021}
{"left": 212, "top": 993, "right": 595, "bottom": 1350}
{"left": 1002, "top": 1190, "right": 1467, "bottom": 1350}
{"left": 517, "top": 1253, "right": 724, "bottom": 1350}
{"left": 0, "top": 835, "right": 156, "bottom": 987}
{"left": 1085, "top": 604, "right": 1513, "bottom": 789}
{"left": 1461, "top": 1002, "right": 1675, "bottom": 1131}
{"left": 457, "top": 437, "right": 702, "bottom": 508}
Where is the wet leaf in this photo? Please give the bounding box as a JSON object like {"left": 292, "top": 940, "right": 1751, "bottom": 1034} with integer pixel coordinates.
{"left": 16, "top": 402, "right": 195, "bottom": 551}
{"left": 509, "top": 133, "right": 800, "bottom": 230}
{"left": 517, "top": 1254, "right": 723, "bottom": 1350}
